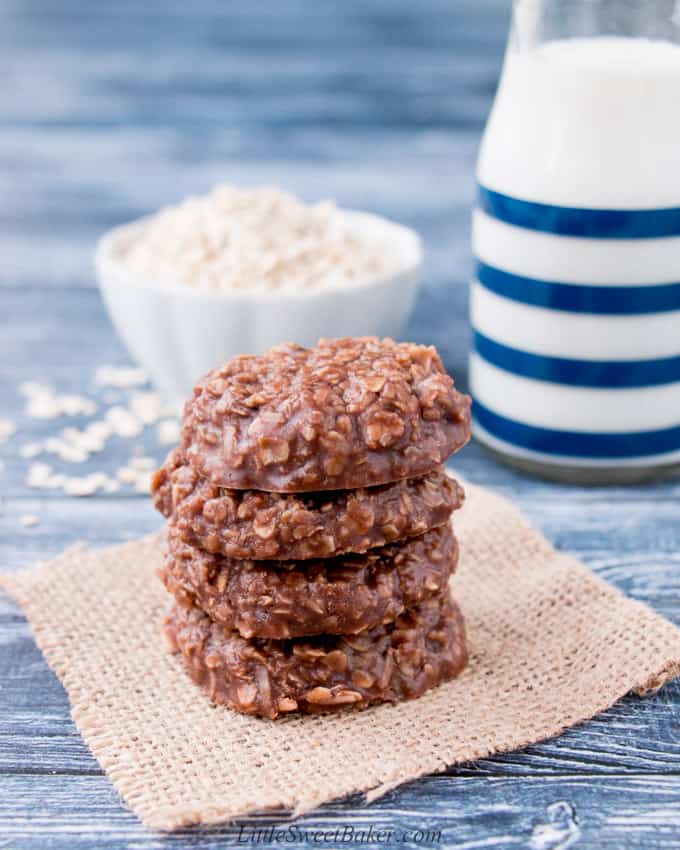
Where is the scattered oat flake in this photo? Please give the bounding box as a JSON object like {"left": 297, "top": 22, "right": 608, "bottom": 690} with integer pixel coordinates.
{"left": 130, "top": 455, "right": 155, "bottom": 471}
{"left": 84, "top": 421, "right": 114, "bottom": 451}
{"left": 87, "top": 421, "right": 114, "bottom": 441}
{"left": 26, "top": 462, "right": 56, "bottom": 489}
{"left": 62, "top": 477, "right": 99, "bottom": 496}
{"left": 129, "top": 391, "right": 163, "bottom": 425}
{"left": 0, "top": 419, "right": 16, "bottom": 445}
{"left": 20, "top": 443, "right": 42, "bottom": 459}
{"left": 24, "top": 393, "right": 60, "bottom": 419}
{"left": 44, "top": 437, "right": 89, "bottom": 464}
{"left": 19, "top": 514, "right": 40, "bottom": 528}
{"left": 59, "top": 394, "right": 98, "bottom": 416}
{"left": 116, "top": 466, "right": 139, "bottom": 484}
{"left": 21, "top": 382, "right": 97, "bottom": 419}
{"left": 20, "top": 422, "right": 113, "bottom": 465}
{"left": 60, "top": 422, "right": 111, "bottom": 455}
{"left": 62, "top": 473, "right": 110, "bottom": 497}
{"left": 19, "top": 381, "right": 49, "bottom": 397}
{"left": 158, "top": 418, "right": 181, "bottom": 446}
{"left": 117, "top": 456, "right": 155, "bottom": 493}
{"left": 95, "top": 366, "right": 148, "bottom": 388}
{"left": 106, "top": 406, "right": 143, "bottom": 438}
{"left": 26, "top": 462, "right": 117, "bottom": 496}
{"left": 134, "top": 472, "right": 153, "bottom": 494}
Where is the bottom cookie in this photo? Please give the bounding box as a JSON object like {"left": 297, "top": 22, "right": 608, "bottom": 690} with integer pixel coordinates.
{"left": 165, "top": 591, "right": 467, "bottom": 719}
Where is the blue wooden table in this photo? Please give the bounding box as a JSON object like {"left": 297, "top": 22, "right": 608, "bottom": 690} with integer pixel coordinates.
{"left": 2, "top": 2, "right": 679, "bottom": 847}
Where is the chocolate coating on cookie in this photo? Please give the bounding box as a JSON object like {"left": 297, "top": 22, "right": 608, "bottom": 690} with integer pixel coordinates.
{"left": 181, "top": 337, "right": 471, "bottom": 492}
{"left": 161, "top": 522, "right": 459, "bottom": 639}
{"left": 165, "top": 591, "right": 467, "bottom": 718}
{"left": 153, "top": 448, "right": 464, "bottom": 560}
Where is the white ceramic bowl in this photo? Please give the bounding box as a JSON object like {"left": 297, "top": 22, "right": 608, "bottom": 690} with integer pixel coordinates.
{"left": 96, "top": 210, "right": 422, "bottom": 408}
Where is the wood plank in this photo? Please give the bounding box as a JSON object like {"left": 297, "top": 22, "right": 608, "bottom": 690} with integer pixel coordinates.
{"left": 1, "top": 773, "right": 680, "bottom": 849}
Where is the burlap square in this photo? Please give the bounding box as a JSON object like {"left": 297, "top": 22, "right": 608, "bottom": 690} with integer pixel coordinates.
{"left": 2, "top": 480, "right": 679, "bottom": 831}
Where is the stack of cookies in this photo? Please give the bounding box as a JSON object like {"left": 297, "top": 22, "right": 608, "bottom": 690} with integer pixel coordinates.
{"left": 152, "top": 337, "right": 472, "bottom": 718}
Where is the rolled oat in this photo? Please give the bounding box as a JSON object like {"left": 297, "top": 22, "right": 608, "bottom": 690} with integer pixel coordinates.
{"left": 121, "top": 184, "right": 396, "bottom": 292}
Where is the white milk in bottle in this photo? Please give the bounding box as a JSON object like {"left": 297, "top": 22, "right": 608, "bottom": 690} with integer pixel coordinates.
{"left": 470, "top": 1, "right": 680, "bottom": 483}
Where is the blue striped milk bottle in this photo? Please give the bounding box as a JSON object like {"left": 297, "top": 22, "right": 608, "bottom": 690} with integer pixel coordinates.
{"left": 471, "top": 0, "right": 680, "bottom": 483}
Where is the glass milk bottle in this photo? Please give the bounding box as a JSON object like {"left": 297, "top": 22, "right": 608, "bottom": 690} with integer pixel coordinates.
{"left": 470, "top": 0, "right": 680, "bottom": 483}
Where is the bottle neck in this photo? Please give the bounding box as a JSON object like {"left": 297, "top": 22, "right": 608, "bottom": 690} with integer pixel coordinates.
{"left": 511, "top": 0, "right": 680, "bottom": 52}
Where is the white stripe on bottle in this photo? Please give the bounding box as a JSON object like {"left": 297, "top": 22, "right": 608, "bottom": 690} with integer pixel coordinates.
{"left": 473, "top": 210, "right": 680, "bottom": 285}
{"left": 470, "top": 354, "right": 680, "bottom": 433}
{"left": 471, "top": 283, "right": 680, "bottom": 361}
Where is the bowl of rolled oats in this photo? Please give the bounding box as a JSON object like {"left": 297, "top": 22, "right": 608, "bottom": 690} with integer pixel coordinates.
{"left": 96, "top": 184, "right": 422, "bottom": 407}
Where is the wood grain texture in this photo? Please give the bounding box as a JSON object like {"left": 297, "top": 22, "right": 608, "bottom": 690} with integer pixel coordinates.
{"left": 1, "top": 0, "right": 679, "bottom": 847}
{"left": 3, "top": 774, "right": 680, "bottom": 849}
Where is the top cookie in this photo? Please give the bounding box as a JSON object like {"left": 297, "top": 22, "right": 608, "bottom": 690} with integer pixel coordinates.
{"left": 182, "top": 337, "right": 471, "bottom": 492}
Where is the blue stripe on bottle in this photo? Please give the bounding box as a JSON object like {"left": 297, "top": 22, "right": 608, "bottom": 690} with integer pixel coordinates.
{"left": 476, "top": 260, "right": 680, "bottom": 314}
{"left": 478, "top": 185, "right": 680, "bottom": 239}
{"left": 473, "top": 400, "right": 680, "bottom": 459}
{"left": 473, "top": 330, "right": 680, "bottom": 389}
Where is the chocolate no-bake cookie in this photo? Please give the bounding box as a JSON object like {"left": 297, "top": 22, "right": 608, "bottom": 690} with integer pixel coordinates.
{"left": 162, "top": 522, "right": 458, "bottom": 639}
{"left": 153, "top": 448, "right": 464, "bottom": 560}
{"left": 182, "top": 337, "right": 471, "bottom": 492}
{"left": 165, "top": 590, "right": 467, "bottom": 718}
